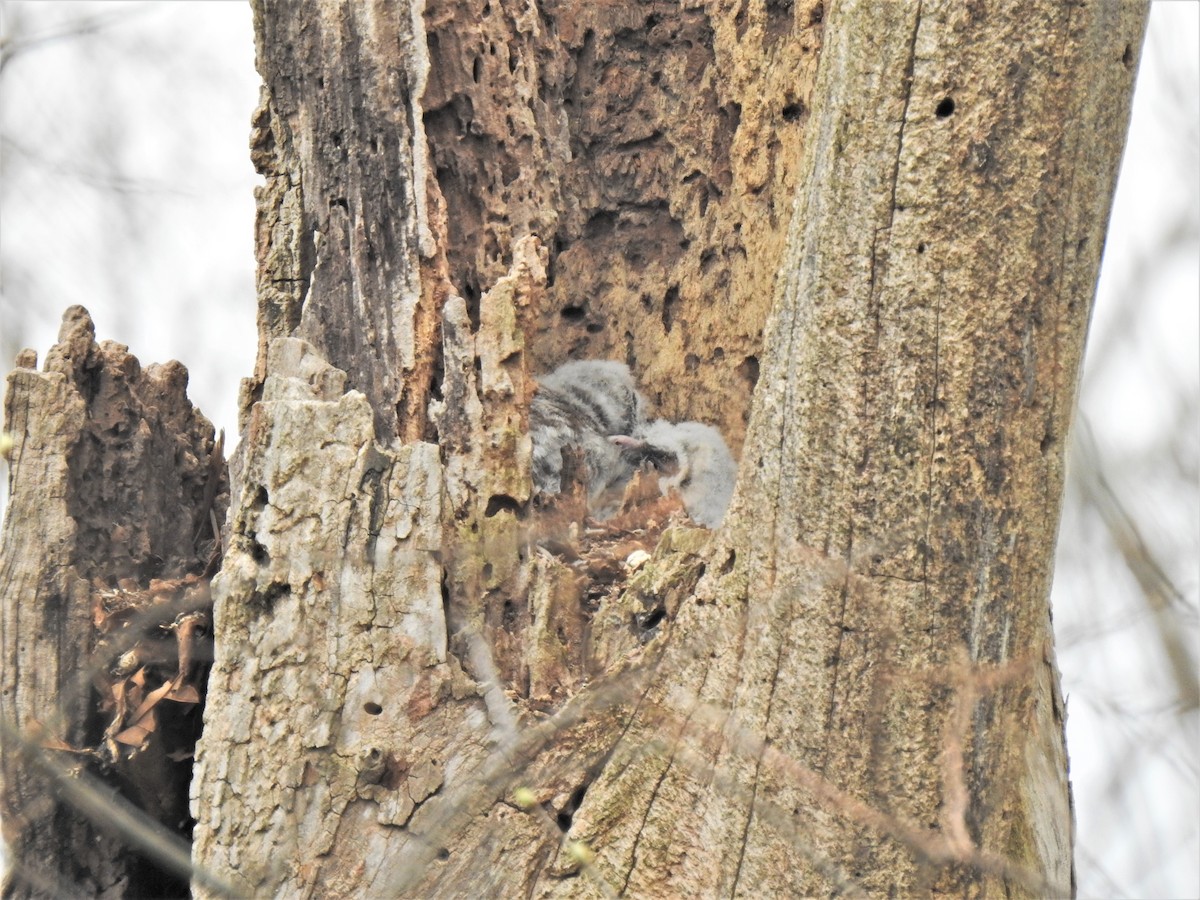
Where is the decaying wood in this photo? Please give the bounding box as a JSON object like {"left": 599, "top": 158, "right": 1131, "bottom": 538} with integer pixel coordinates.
{"left": 0, "top": 0, "right": 1143, "bottom": 895}
{"left": 185, "top": 0, "right": 1147, "bottom": 895}
{"left": 566, "top": 2, "right": 1145, "bottom": 896}
{"left": 1, "top": 307, "right": 227, "bottom": 898}
{"left": 190, "top": 0, "right": 827, "bottom": 894}
{"left": 421, "top": 0, "right": 826, "bottom": 454}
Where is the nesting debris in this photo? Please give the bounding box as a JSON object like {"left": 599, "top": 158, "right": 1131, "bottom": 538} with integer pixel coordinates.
{"left": 23, "top": 572, "right": 216, "bottom": 837}
{"left": 89, "top": 574, "right": 214, "bottom": 761}
{"left": 531, "top": 462, "right": 691, "bottom": 616}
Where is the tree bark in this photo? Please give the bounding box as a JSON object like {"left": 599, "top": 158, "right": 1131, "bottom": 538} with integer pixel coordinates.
{"left": 192, "top": 0, "right": 825, "bottom": 894}
{"left": 1, "top": 308, "right": 227, "bottom": 898}
{"left": 0, "top": 0, "right": 1145, "bottom": 897}
{"left": 572, "top": 2, "right": 1148, "bottom": 895}
{"left": 187, "top": 0, "right": 1145, "bottom": 895}
{"left": 190, "top": 0, "right": 1145, "bottom": 896}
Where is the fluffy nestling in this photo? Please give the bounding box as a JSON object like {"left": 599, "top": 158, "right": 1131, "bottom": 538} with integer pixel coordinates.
{"left": 529, "top": 360, "right": 648, "bottom": 515}
{"left": 614, "top": 419, "right": 737, "bottom": 528}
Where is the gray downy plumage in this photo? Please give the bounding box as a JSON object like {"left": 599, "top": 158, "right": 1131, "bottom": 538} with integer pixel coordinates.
{"left": 615, "top": 419, "right": 737, "bottom": 528}
{"left": 529, "top": 360, "right": 648, "bottom": 515}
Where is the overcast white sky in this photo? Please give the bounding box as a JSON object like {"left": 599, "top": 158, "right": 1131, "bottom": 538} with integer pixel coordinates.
{"left": 0, "top": 2, "right": 1196, "bottom": 897}
{"left": 0, "top": 1, "right": 259, "bottom": 436}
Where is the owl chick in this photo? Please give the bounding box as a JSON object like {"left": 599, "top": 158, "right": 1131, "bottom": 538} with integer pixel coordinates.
{"left": 530, "top": 360, "right": 648, "bottom": 515}
{"left": 614, "top": 419, "right": 737, "bottom": 528}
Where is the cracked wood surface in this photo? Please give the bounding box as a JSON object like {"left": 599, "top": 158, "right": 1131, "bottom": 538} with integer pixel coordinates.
{"left": 1, "top": 307, "right": 227, "bottom": 898}
{"left": 565, "top": 1, "right": 1145, "bottom": 896}
{"left": 186, "top": 0, "right": 1143, "bottom": 896}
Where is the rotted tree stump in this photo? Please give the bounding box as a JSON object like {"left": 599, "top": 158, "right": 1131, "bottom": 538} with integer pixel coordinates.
{"left": 0, "top": 306, "right": 227, "bottom": 899}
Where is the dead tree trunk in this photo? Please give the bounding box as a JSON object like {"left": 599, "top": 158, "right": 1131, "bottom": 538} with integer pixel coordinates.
{"left": 0, "top": 0, "right": 1144, "bottom": 897}
{"left": 1, "top": 308, "right": 227, "bottom": 898}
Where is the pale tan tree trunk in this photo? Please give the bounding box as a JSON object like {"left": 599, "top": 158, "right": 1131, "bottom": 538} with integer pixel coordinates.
{"left": 0, "top": 0, "right": 1145, "bottom": 897}
{"left": 189, "top": 0, "right": 1146, "bottom": 895}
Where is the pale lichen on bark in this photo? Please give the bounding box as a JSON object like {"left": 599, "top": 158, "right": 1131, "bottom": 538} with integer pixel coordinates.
{"left": 192, "top": 337, "right": 481, "bottom": 896}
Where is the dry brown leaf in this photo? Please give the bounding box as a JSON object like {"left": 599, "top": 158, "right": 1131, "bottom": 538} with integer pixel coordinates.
{"left": 90, "top": 592, "right": 107, "bottom": 628}
{"left": 26, "top": 718, "right": 75, "bottom": 752}
{"left": 129, "top": 679, "right": 176, "bottom": 724}
{"left": 165, "top": 684, "right": 201, "bottom": 704}
{"left": 114, "top": 715, "right": 157, "bottom": 747}
{"left": 110, "top": 677, "right": 128, "bottom": 712}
